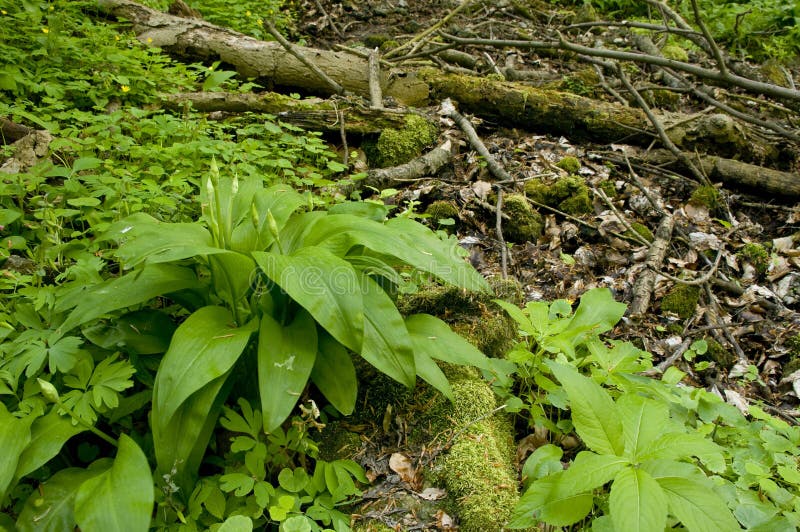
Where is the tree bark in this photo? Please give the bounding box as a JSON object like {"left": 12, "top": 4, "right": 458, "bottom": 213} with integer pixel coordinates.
{"left": 96, "top": 0, "right": 797, "bottom": 181}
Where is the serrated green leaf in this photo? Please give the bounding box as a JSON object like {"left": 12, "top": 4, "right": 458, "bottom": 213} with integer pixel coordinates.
{"left": 657, "top": 476, "right": 739, "bottom": 531}
{"left": 310, "top": 331, "right": 357, "bottom": 415}
{"left": 74, "top": 435, "right": 154, "bottom": 532}
{"left": 89, "top": 355, "right": 135, "bottom": 409}
{"left": 638, "top": 432, "right": 726, "bottom": 473}
{"left": 154, "top": 306, "right": 255, "bottom": 425}
{"left": 547, "top": 362, "right": 624, "bottom": 456}
{"left": 258, "top": 310, "right": 317, "bottom": 433}
{"left": 508, "top": 474, "right": 594, "bottom": 528}
{"left": 47, "top": 336, "right": 82, "bottom": 373}
{"left": 15, "top": 408, "right": 86, "bottom": 480}
{"left": 616, "top": 393, "right": 669, "bottom": 460}
{"left": 16, "top": 466, "right": 106, "bottom": 532}
{"left": 609, "top": 467, "right": 668, "bottom": 532}
{"left": 253, "top": 248, "right": 363, "bottom": 353}
{"left": 560, "top": 451, "right": 628, "bottom": 492}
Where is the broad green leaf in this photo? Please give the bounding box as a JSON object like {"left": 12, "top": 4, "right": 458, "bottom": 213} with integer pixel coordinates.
{"left": 154, "top": 306, "right": 255, "bottom": 425}
{"left": 15, "top": 408, "right": 86, "bottom": 480}
{"left": 0, "top": 404, "right": 33, "bottom": 500}
{"left": 57, "top": 264, "right": 200, "bottom": 335}
{"left": 493, "top": 299, "right": 538, "bottom": 336}
{"left": 106, "top": 213, "right": 225, "bottom": 266}
{"left": 74, "top": 435, "right": 154, "bottom": 532}
{"left": 638, "top": 432, "right": 726, "bottom": 473}
{"left": 258, "top": 310, "right": 318, "bottom": 433}
{"left": 299, "top": 214, "right": 488, "bottom": 292}
{"left": 559, "top": 451, "right": 628, "bottom": 493}
{"left": 310, "top": 331, "right": 357, "bottom": 415}
{"left": 217, "top": 515, "right": 254, "bottom": 532}
{"left": 16, "top": 466, "right": 107, "bottom": 532}
{"left": 248, "top": 184, "right": 307, "bottom": 248}
{"left": 568, "top": 288, "right": 626, "bottom": 335}
{"left": 509, "top": 474, "right": 593, "bottom": 528}
{"left": 405, "top": 313, "right": 492, "bottom": 371}
{"left": 82, "top": 309, "right": 176, "bottom": 354}
{"left": 616, "top": 393, "right": 669, "bottom": 460}
{"left": 253, "top": 248, "right": 363, "bottom": 353}
{"left": 359, "top": 276, "right": 415, "bottom": 387}
{"left": 657, "top": 476, "right": 739, "bottom": 531}
{"left": 209, "top": 252, "right": 257, "bottom": 316}
{"left": 547, "top": 361, "right": 624, "bottom": 456}
{"left": 413, "top": 347, "right": 453, "bottom": 399}
{"left": 609, "top": 467, "right": 668, "bottom": 532}
{"left": 522, "top": 444, "right": 563, "bottom": 488}
{"left": 278, "top": 468, "right": 309, "bottom": 493}
{"left": 152, "top": 373, "right": 230, "bottom": 491}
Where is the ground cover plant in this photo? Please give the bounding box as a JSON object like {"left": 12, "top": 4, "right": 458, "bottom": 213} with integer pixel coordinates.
{"left": 1, "top": 0, "right": 800, "bottom": 530}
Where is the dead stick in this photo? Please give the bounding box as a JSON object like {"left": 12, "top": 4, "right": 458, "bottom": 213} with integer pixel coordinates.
{"left": 629, "top": 214, "right": 674, "bottom": 317}
{"left": 263, "top": 19, "right": 345, "bottom": 95}
{"left": 368, "top": 49, "right": 383, "bottom": 109}
{"left": 442, "top": 99, "right": 514, "bottom": 182}
{"left": 495, "top": 188, "right": 508, "bottom": 279}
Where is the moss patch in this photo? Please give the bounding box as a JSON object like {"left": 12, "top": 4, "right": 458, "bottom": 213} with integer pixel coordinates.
{"left": 501, "top": 193, "right": 544, "bottom": 243}
{"left": 661, "top": 285, "right": 701, "bottom": 319}
{"left": 703, "top": 337, "right": 736, "bottom": 370}
{"left": 661, "top": 44, "right": 689, "bottom": 62}
{"left": 368, "top": 114, "right": 438, "bottom": 168}
{"left": 737, "top": 242, "right": 770, "bottom": 277}
{"left": 524, "top": 175, "right": 593, "bottom": 215}
{"left": 555, "top": 155, "right": 581, "bottom": 173}
{"left": 689, "top": 184, "right": 721, "bottom": 212}
{"left": 425, "top": 200, "right": 459, "bottom": 228}
{"left": 625, "top": 222, "right": 654, "bottom": 243}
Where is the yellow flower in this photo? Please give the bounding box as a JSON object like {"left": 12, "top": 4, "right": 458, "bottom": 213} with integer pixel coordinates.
{"left": 49, "top": 5, "right": 54, "bottom": 10}
{"left": 114, "top": 34, "right": 120, "bottom": 41}
{"left": 256, "top": 18, "right": 262, "bottom": 25}
{"left": 208, "top": 65, "right": 214, "bottom": 71}
{"left": 120, "top": 85, "right": 130, "bottom": 93}
{"left": 246, "top": 10, "right": 251, "bottom": 16}
{"left": 146, "top": 37, "right": 153, "bottom": 43}
{"left": 41, "top": 27, "right": 49, "bottom": 34}
{"left": 1, "top": 10, "right": 7, "bottom": 15}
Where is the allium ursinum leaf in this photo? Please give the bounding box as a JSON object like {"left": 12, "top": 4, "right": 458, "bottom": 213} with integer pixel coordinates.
{"left": 616, "top": 393, "right": 670, "bottom": 460}
{"left": 258, "top": 309, "right": 318, "bottom": 433}
{"left": 609, "top": 467, "right": 668, "bottom": 532}
{"left": 311, "top": 331, "right": 358, "bottom": 416}
{"left": 0, "top": 403, "right": 33, "bottom": 501}
{"left": 74, "top": 435, "right": 154, "bottom": 532}
{"left": 547, "top": 361, "right": 624, "bottom": 456}
{"left": 16, "top": 466, "right": 106, "bottom": 531}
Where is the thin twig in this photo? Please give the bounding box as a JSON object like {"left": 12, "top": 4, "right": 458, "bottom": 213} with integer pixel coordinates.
{"left": 311, "top": 0, "right": 344, "bottom": 39}
{"left": 495, "top": 188, "right": 508, "bottom": 279}
{"left": 368, "top": 49, "right": 383, "bottom": 109}
{"left": 263, "top": 20, "right": 345, "bottom": 95}
{"left": 384, "top": 0, "right": 473, "bottom": 59}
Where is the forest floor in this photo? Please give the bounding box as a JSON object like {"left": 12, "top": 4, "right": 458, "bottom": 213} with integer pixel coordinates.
{"left": 288, "top": 1, "right": 800, "bottom": 529}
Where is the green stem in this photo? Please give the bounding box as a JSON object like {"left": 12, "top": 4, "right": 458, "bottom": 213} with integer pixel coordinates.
{"left": 56, "top": 399, "right": 118, "bottom": 448}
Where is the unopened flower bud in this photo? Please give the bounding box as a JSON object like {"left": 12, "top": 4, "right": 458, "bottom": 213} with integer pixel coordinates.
{"left": 37, "top": 378, "right": 59, "bottom": 403}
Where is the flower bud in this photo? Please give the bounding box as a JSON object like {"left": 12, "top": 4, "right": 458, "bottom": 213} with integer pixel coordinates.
{"left": 37, "top": 378, "right": 59, "bottom": 403}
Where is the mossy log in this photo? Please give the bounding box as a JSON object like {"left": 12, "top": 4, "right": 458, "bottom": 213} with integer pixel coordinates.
{"left": 98, "top": 0, "right": 796, "bottom": 176}
{"left": 163, "top": 92, "right": 412, "bottom": 134}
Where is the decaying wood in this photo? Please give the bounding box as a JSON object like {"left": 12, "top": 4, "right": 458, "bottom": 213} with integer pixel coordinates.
{"left": 1, "top": 118, "right": 33, "bottom": 145}
{"left": 362, "top": 140, "right": 452, "bottom": 191}
{"left": 95, "top": 0, "right": 791, "bottom": 168}
{"left": 629, "top": 214, "right": 671, "bottom": 317}
{"left": 642, "top": 149, "right": 800, "bottom": 197}
{"left": 162, "top": 92, "right": 413, "bottom": 134}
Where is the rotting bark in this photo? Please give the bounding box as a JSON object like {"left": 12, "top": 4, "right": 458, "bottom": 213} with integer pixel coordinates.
{"left": 162, "top": 92, "right": 413, "bottom": 134}
{"left": 361, "top": 140, "right": 452, "bottom": 191}
{"left": 641, "top": 149, "right": 800, "bottom": 197}
{"left": 96, "top": 0, "right": 789, "bottom": 166}
{"left": 629, "top": 215, "right": 674, "bottom": 318}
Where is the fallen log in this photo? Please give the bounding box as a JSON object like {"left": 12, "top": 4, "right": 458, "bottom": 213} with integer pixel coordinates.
{"left": 162, "top": 92, "right": 412, "bottom": 134}
{"left": 95, "top": 0, "right": 795, "bottom": 170}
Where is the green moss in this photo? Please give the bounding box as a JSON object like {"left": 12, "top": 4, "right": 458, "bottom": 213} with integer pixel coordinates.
{"left": 738, "top": 242, "right": 770, "bottom": 277}
{"left": 363, "top": 33, "right": 393, "bottom": 49}
{"left": 625, "top": 222, "right": 654, "bottom": 243}
{"left": 486, "top": 73, "right": 506, "bottom": 82}
{"left": 703, "top": 337, "right": 735, "bottom": 369}
{"left": 560, "top": 69, "right": 600, "bottom": 97}
{"left": 661, "top": 44, "right": 689, "bottom": 62}
{"left": 559, "top": 188, "right": 593, "bottom": 215}
{"left": 317, "top": 421, "right": 363, "bottom": 462}
{"left": 378, "top": 39, "right": 399, "bottom": 54}
{"left": 598, "top": 179, "right": 617, "bottom": 198}
{"left": 785, "top": 336, "right": 800, "bottom": 375}
{"left": 426, "top": 378, "right": 518, "bottom": 532}
{"left": 501, "top": 193, "right": 544, "bottom": 243}
{"left": 370, "top": 114, "right": 438, "bottom": 168}
{"left": 556, "top": 155, "right": 581, "bottom": 174}
{"left": 425, "top": 200, "right": 459, "bottom": 226}
{"left": 523, "top": 178, "right": 550, "bottom": 204}
{"left": 689, "top": 185, "right": 721, "bottom": 211}
{"left": 353, "top": 522, "right": 395, "bottom": 532}
{"left": 524, "top": 175, "right": 593, "bottom": 215}
{"left": 661, "top": 285, "right": 701, "bottom": 319}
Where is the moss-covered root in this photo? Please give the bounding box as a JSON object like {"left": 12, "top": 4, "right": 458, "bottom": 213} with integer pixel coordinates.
{"left": 431, "top": 377, "right": 519, "bottom": 531}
